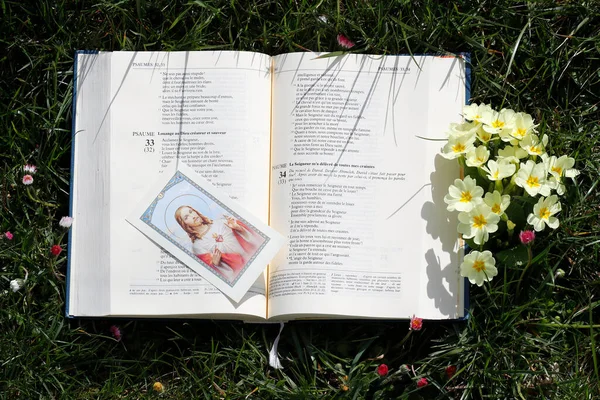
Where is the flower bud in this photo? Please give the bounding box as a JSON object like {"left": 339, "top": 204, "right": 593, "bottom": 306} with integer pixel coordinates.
{"left": 519, "top": 230, "right": 535, "bottom": 245}
{"left": 377, "top": 364, "right": 389, "bottom": 376}
{"left": 507, "top": 220, "right": 516, "bottom": 232}
{"left": 417, "top": 377, "right": 429, "bottom": 387}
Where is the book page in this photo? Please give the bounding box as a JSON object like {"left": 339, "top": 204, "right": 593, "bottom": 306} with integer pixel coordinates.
{"left": 68, "top": 52, "right": 112, "bottom": 317}
{"left": 106, "top": 51, "right": 271, "bottom": 319}
{"left": 268, "top": 53, "right": 465, "bottom": 320}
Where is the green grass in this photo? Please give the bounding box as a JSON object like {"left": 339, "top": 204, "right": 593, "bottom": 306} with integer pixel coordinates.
{"left": 1, "top": 0, "right": 600, "bottom": 398}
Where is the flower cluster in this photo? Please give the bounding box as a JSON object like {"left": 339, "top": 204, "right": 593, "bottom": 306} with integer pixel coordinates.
{"left": 442, "top": 104, "right": 579, "bottom": 286}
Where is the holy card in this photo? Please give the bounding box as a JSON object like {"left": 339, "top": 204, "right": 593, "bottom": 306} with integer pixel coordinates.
{"left": 127, "top": 163, "right": 284, "bottom": 303}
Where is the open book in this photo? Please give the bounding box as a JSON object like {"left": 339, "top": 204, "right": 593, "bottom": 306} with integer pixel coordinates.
{"left": 68, "top": 51, "right": 468, "bottom": 321}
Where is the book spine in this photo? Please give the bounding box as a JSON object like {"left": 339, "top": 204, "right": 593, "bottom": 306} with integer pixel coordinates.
{"left": 462, "top": 52, "right": 472, "bottom": 320}
{"left": 65, "top": 50, "right": 99, "bottom": 318}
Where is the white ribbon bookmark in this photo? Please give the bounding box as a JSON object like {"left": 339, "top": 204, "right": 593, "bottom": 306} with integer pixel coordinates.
{"left": 268, "top": 322, "right": 285, "bottom": 369}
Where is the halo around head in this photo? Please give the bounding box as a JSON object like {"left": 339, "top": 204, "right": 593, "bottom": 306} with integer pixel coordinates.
{"left": 164, "top": 194, "right": 211, "bottom": 239}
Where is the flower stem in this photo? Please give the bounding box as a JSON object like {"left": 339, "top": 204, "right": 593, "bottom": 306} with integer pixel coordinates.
{"left": 458, "top": 156, "right": 465, "bottom": 171}
{"left": 503, "top": 175, "right": 517, "bottom": 195}
{"left": 26, "top": 188, "right": 58, "bottom": 208}
{"left": 397, "top": 331, "right": 412, "bottom": 347}
{"left": 516, "top": 245, "right": 533, "bottom": 296}
{"left": 495, "top": 179, "right": 504, "bottom": 193}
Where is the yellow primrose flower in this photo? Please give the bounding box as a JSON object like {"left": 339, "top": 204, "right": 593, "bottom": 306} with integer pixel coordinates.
{"left": 497, "top": 145, "right": 528, "bottom": 163}
{"left": 547, "top": 155, "right": 579, "bottom": 180}
{"left": 481, "top": 159, "right": 516, "bottom": 181}
{"left": 463, "top": 103, "right": 492, "bottom": 123}
{"left": 446, "top": 121, "right": 479, "bottom": 139}
{"left": 444, "top": 176, "right": 484, "bottom": 212}
{"left": 442, "top": 133, "right": 476, "bottom": 159}
{"left": 482, "top": 108, "right": 516, "bottom": 136}
{"left": 475, "top": 124, "right": 494, "bottom": 143}
{"left": 547, "top": 175, "right": 565, "bottom": 195}
{"left": 527, "top": 195, "right": 561, "bottom": 231}
{"left": 541, "top": 154, "right": 579, "bottom": 195}
{"left": 510, "top": 112, "right": 537, "bottom": 141}
{"left": 520, "top": 133, "right": 548, "bottom": 156}
{"left": 483, "top": 190, "right": 510, "bottom": 215}
{"left": 458, "top": 203, "right": 500, "bottom": 245}
{"left": 460, "top": 250, "right": 498, "bottom": 286}
{"left": 515, "top": 160, "right": 551, "bottom": 197}
{"left": 465, "top": 145, "right": 490, "bottom": 167}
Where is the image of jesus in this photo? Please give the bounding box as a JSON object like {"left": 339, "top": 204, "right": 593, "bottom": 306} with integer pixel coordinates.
{"left": 174, "top": 205, "right": 263, "bottom": 282}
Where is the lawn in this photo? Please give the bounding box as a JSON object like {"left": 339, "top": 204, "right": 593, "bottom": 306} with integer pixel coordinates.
{"left": 1, "top": 0, "right": 599, "bottom": 398}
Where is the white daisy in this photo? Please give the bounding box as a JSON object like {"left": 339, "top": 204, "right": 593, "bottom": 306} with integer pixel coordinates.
{"left": 23, "top": 164, "right": 37, "bottom": 174}
{"left": 10, "top": 279, "right": 25, "bottom": 292}
{"left": 59, "top": 216, "right": 74, "bottom": 228}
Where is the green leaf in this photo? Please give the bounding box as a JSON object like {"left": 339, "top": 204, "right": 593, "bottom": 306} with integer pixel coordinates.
{"left": 495, "top": 245, "right": 529, "bottom": 268}
{"left": 313, "top": 51, "right": 347, "bottom": 59}
{"left": 505, "top": 201, "right": 527, "bottom": 230}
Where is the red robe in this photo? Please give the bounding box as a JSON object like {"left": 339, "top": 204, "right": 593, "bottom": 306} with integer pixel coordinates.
{"left": 195, "top": 220, "right": 261, "bottom": 275}
{"left": 198, "top": 252, "right": 245, "bottom": 273}
{"left": 231, "top": 220, "right": 262, "bottom": 253}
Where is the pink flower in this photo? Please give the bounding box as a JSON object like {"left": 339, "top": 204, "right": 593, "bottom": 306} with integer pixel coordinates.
{"left": 409, "top": 315, "right": 423, "bottom": 331}
{"left": 59, "top": 216, "right": 74, "bottom": 228}
{"left": 22, "top": 175, "right": 33, "bottom": 185}
{"left": 416, "top": 377, "right": 428, "bottom": 388}
{"left": 110, "top": 325, "right": 122, "bottom": 341}
{"left": 23, "top": 164, "right": 37, "bottom": 174}
{"left": 445, "top": 365, "right": 457, "bottom": 379}
{"left": 377, "top": 364, "right": 389, "bottom": 376}
{"left": 337, "top": 34, "right": 355, "bottom": 49}
{"left": 50, "top": 245, "right": 62, "bottom": 256}
{"left": 4, "top": 231, "right": 13, "bottom": 240}
{"left": 519, "top": 230, "right": 535, "bottom": 245}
